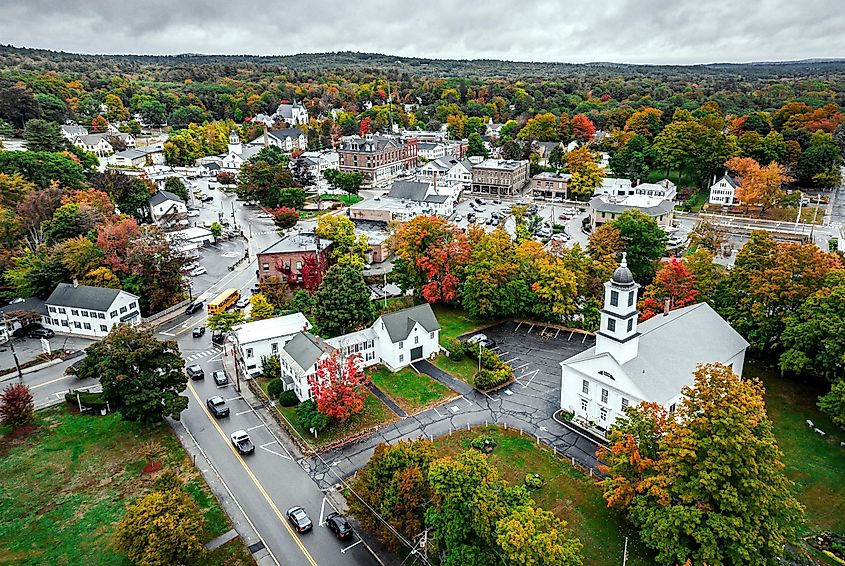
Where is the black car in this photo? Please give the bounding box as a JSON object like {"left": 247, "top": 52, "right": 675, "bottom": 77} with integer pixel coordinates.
{"left": 286, "top": 506, "right": 313, "bottom": 533}
{"left": 206, "top": 396, "right": 230, "bottom": 418}
{"left": 186, "top": 364, "right": 204, "bottom": 380}
{"left": 192, "top": 326, "right": 206, "bottom": 338}
{"left": 201, "top": 195, "right": 214, "bottom": 203}
{"left": 64, "top": 358, "right": 85, "bottom": 376}
{"left": 325, "top": 512, "right": 353, "bottom": 540}
{"left": 211, "top": 330, "right": 225, "bottom": 345}
{"left": 28, "top": 328, "right": 55, "bottom": 339}
{"left": 212, "top": 370, "right": 228, "bottom": 386}
{"left": 185, "top": 301, "right": 204, "bottom": 315}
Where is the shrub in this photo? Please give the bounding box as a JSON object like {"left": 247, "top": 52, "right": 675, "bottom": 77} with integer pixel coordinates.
{"left": 525, "top": 473, "right": 544, "bottom": 490}
{"left": 278, "top": 389, "right": 299, "bottom": 407}
{"left": 261, "top": 355, "right": 281, "bottom": 379}
{"left": 296, "top": 399, "right": 330, "bottom": 433}
{"left": 266, "top": 378, "right": 285, "bottom": 399}
{"left": 473, "top": 367, "right": 512, "bottom": 390}
{"left": 466, "top": 343, "right": 509, "bottom": 371}
{"left": 1, "top": 383, "right": 35, "bottom": 428}
{"left": 560, "top": 409, "right": 574, "bottom": 421}
{"left": 152, "top": 471, "right": 183, "bottom": 492}
{"left": 470, "top": 435, "right": 497, "bottom": 452}
{"left": 444, "top": 337, "right": 465, "bottom": 361}
{"left": 64, "top": 389, "right": 108, "bottom": 411}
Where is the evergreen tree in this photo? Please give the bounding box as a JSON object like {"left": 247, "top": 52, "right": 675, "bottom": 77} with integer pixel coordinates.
{"left": 313, "top": 264, "right": 376, "bottom": 336}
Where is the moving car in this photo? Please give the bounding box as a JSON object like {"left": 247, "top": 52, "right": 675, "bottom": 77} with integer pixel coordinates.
{"left": 28, "top": 327, "right": 55, "bottom": 339}
{"left": 64, "top": 358, "right": 85, "bottom": 376}
{"left": 186, "top": 364, "right": 204, "bottom": 380}
{"left": 467, "top": 212, "right": 476, "bottom": 223}
{"left": 286, "top": 506, "right": 313, "bottom": 533}
{"left": 454, "top": 214, "right": 463, "bottom": 222}
{"left": 212, "top": 370, "right": 228, "bottom": 386}
{"left": 192, "top": 326, "right": 206, "bottom": 338}
{"left": 187, "top": 209, "right": 200, "bottom": 217}
{"left": 467, "top": 333, "right": 496, "bottom": 349}
{"left": 201, "top": 195, "right": 214, "bottom": 203}
{"left": 230, "top": 430, "right": 255, "bottom": 454}
{"left": 211, "top": 329, "right": 225, "bottom": 345}
{"left": 206, "top": 396, "right": 230, "bottom": 418}
{"left": 190, "top": 266, "right": 207, "bottom": 276}
{"left": 235, "top": 297, "right": 250, "bottom": 309}
{"left": 185, "top": 301, "right": 204, "bottom": 315}
{"left": 325, "top": 512, "right": 353, "bottom": 540}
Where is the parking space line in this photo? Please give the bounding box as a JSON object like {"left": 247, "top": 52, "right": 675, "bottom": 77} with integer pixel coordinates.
{"left": 461, "top": 395, "right": 473, "bottom": 407}
{"left": 225, "top": 396, "right": 242, "bottom": 402}
{"left": 512, "top": 362, "right": 530, "bottom": 371}
{"left": 433, "top": 406, "right": 445, "bottom": 418}
{"left": 341, "top": 540, "right": 364, "bottom": 554}
{"left": 247, "top": 424, "right": 265, "bottom": 431}
{"left": 259, "top": 441, "right": 292, "bottom": 460}
{"left": 235, "top": 409, "right": 252, "bottom": 416}
{"left": 520, "top": 369, "right": 540, "bottom": 389}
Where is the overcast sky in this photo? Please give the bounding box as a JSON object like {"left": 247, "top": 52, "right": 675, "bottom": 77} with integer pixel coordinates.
{"left": 1, "top": 0, "right": 843, "bottom": 65}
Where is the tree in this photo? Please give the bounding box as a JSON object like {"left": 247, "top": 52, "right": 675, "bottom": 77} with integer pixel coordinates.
{"left": 609, "top": 134, "right": 652, "bottom": 181}
{"left": 249, "top": 293, "right": 275, "bottom": 320}
{"left": 780, "top": 283, "right": 845, "bottom": 380}
{"left": 216, "top": 171, "right": 236, "bottom": 186}
{"left": 104, "top": 94, "right": 129, "bottom": 122}
{"left": 607, "top": 210, "right": 667, "bottom": 284}
{"left": 570, "top": 114, "right": 596, "bottom": 142}
{"left": 270, "top": 206, "right": 298, "bottom": 231}
{"left": 818, "top": 380, "right": 845, "bottom": 430}
{"left": 313, "top": 264, "right": 376, "bottom": 336}
{"left": 391, "top": 216, "right": 471, "bottom": 304}
{"left": 276, "top": 187, "right": 307, "bottom": 209}
{"left": 652, "top": 120, "right": 735, "bottom": 183}
{"left": 0, "top": 151, "right": 86, "bottom": 190}
{"left": 249, "top": 145, "right": 289, "bottom": 166}
{"left": 638, "top": 257, "right": 698, "bottom": 320}
{"left": 530, "top": 255, "right": 579, "bottom": 321}
{"left": 688, "top": 220, "right": 727, "bottom": 255}
{"left": 315, "top": 214, "right": 369, "bottom": 270}
{"left": 307, "top": 350, "right": 368, "bottom": 421}
{"left": 0, "top": 383, "right": 35, "bottom": 429}
{"left": 726, "top": 156, "right": 791, "bottom": 214}
{"left": 684, "top": 247, "right": 720, "bottom": 299}
{"left": 207, "top": 310, "right": 245, "bottom": 331}
{"left": 163, "top": 129, "right": 203, "bottom": 166}
{"left": 115, "top": 485, "right": 205, "bottom": 566}
{"left": 90, "top": 170, "right": 151, "bottom": 220}
{"left": 565, "top": 146, "right": 604, "bottom": 200}
{"left": 0, "top": 83, "right": 40, "bottom": 128}
{"left": 136, "top": 100, "right": 167, "bottom": 127}
{"left": 258, "top": 275, "right": 289, "bottom": 309}
{"left": 466, "top": 132, "right": 488, "bottom": 157}
{"left": 324, "top": 168, "right": 364, "bottom": 196}
{"left": 81, "top": 325, "right": 188, "bottom": 424}
{"left": 23, "top": 119, "right": 67, "bottom": 152}
{"left": 163, "top": 176, "right": 188, "bottom": 201}
{"left": 624, "top": 107, "right": 663, "bottom": 138}
{"left": 296, "top": 398, "right": 330, "bottom": 433}
{"left": 0, "top": 172, "right": 35, "bottom": 208}
{"left": 496, "top": 506, "right": 583, "bottom": 566}
{"left": 500, "top": 139, "right": 522, "bottom": 160}
{"left": 517, "top": 113, "right": 558, "bottom": 141}
{"left": 605, "top": 364, "right": 803, "bottom": 565}
{"left": 89, "top": 115, "right": 108, "bottom": 133}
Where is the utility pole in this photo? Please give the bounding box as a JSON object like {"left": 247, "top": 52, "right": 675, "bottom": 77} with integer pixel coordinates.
{"left": 809, "top": 193, "right": 821, "bottom": 241}
{"left": 622, "top": 536, "right": 629, "bottom": 566}
{"left": 2, "top": 313, "right": 24, "bottom": 382}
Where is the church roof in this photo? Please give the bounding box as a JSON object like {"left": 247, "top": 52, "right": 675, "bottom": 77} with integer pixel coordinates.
{"left": 563, "top": 302, "right": 749, "bottom": 404}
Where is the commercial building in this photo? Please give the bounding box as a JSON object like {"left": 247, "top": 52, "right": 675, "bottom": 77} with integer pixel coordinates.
{"left": 588, "top": 194, "right": 675, "bottom": 230}
{"left": 338, "top": 135, "right": 418, "bottom": 188}
{"left": 256, "top": 232, "right": 331, "bottom": 289}
{"left": 43, "top": 282, "right": 140, "bottom": 338}
{"left": 469, "top": 159, "right": 530, "bottom": 196}
{"left": 531, "top": 172, "right": 572, "bottom": 201}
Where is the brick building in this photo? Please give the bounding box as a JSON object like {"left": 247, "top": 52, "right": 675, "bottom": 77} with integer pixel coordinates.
{"left": 531, "top": 172, "right": 572, "bottom": 201}
{"left": 470, "top": 159, "right": 530, "bottom": 196}
{"left": 338, "top": 135, "right": 418, "bottom": 188}
{"left": 256, "top": 232, "right": 331, "bottom": 290}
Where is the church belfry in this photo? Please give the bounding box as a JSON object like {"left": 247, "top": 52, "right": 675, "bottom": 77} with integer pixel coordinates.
{"left": 595, "top": 252, "right": 641, "bottom": 364}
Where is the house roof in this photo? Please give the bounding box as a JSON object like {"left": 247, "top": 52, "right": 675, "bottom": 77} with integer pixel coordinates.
{"left": 268, "top": 128, "right": 305, "bottom": 140}
{"left": 0, "top": 297, "right": 47, "bottom": 316}
{"left": 149, "top": 190, "right": 184, "bottom": 206}
{"left": 61, "top": 125, "right": 88, "bottom": 136}
{"left": 77, "top": 134, "right": 110, "bottom": 146}
{"left": 258, "top": 232, "right": 331, "bottom": 255}
{"left": 283, "top": 331, "right": 333, "bottom": 371}
{"left": 714, "top": 172, "right": 739, "bottom": 189}
{"left": 379, "top": 303, "right": 440, "bottom": 343}
{"left": 388, "top": 180, "right": 429, "bottom": 201}
{"left": 563, "top": 303, "right": 749, "bottom": 404}
{"left": 327, "top": 327, "right": 377, "bottom": 350}
{"left": 232, "top": 313, "right": 311, "bottom": 346}
{"left": 339, "top": 135, "right": 402, "bottom": 153}
{"left": 474, "top": 159, "right": 527, "bottom": 171}
{"left": 46, "top": 283, "right": 133, "bottom": 312}
{"left": 589, "top": 194, "right": 675, "bottom": 216}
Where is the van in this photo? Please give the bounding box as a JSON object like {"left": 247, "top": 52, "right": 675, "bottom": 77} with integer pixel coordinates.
{"left": 185, "top": 301, "right": 204, "bottom": 315}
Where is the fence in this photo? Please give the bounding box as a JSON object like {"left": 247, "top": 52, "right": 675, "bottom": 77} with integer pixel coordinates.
{"left": 141, "top": 298, "right": 191, "bottom": 328}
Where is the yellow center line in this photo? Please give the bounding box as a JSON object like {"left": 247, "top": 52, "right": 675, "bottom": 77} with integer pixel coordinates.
{"left": 185, "top": 381, "right": 318, "bottom": 565}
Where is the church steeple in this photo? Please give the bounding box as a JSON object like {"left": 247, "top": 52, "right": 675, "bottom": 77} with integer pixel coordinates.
{"left": 595, "top": 253, "right": 641, "bottom": 364}
{"left": 227, "top": 130, "right": 242, "bottom": 154}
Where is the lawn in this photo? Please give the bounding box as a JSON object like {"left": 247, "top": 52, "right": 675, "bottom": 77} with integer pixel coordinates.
{"left": 646, "top": 167, "right": 698, "bottom": 188}
{"left": 434, "top": 426, "right": 653, "bottom": 566}
{"left": 0, "top": 406, "right": 252, "bottom": 566}
{"left": 434, "top": 353, "right": 478, "bottom": 385}
{"left": 320, "top": 193, "right": 363, "bottom": 206}
{"left": 432, "top": 304, "right": 488, "bottom": 344}
{"left": 278, "top": 392, "right": 397, "bottom": 450}
{"left": 369, "top": 365, "right": 455, "bottom": 414}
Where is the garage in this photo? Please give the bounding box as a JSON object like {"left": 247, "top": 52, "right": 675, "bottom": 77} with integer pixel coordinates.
{"left": 411, "top": 346, "right": 423, "bottom": 361}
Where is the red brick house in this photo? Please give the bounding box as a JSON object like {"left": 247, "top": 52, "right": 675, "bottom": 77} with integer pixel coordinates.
{"left": 256, "top": 232, "right": 332, "bottom": 291}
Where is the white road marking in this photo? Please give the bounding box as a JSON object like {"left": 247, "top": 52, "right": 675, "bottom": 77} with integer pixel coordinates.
{"left": 433, "top": 406, "right": 444, "bottom": 418}
{"left": 461, "top": 395, "right": 473, "bottom": 407}
{"left": 520, "top": 369, "right": 540, "bottom": 389}
{"left": 512, "top": 362, "right": 530, "bottom": 371}
{"left": 450, "top": 405, "right": 460, "bottom": 414}
{"left": 160, "top": 331, "right": 175, "bottom": 336}
{"left": 235, "top": 410, "right": 253, "bottom": 416}
{"left": 259, "top": 442, "right": 292, "bottom": 460}
{"left": 341, "top": 540, "right": 364, "bottom": 554}
{"left": 246, "top": 424, "right": 265, "bottom": 431}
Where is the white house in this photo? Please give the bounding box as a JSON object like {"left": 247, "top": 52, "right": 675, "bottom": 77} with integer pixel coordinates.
{"left": 595, "top": 177, "right": 634, "bottom": 197}
{"left": 273, "top": 101, "right": 309, "bottom": 126}
{"left": 43, "top": 282, "right": 141, "bottom": 338}
{"left": 709, "top": 173, "right": 739, "bottom": 206}
{"left": 299, "top": 149, "right": 340, "bottom": 181}
{"left": 225, "top": 313, "right": 311, "bottom": 380}
{"left": 259, "top": 129, "right": 307, "bottom": 152}
{"left": 559, "top": 255, "right": 749, "bottom": 432}
{"left": 279, "top": 304, "right": 441, "bottom": 401}
{"left": 72, "top": 134, "right": 114, "bottom": 157}
{"left": 218, "top": 131, "right": 264, "bottom": 172}
{"left": 634, "top": 179, "right": 677, "bottom": 201}
{"left": 417, "top": 141, "right": 447, "bottom": 161}
{"left": 418, "top": 156, "right": 473, "bottom": 185}
{"left": 149, "top": 190, "right": 187, "bottom": 223}
{"left": 61, "top": 124, "right": 88, "bottom": 141}
{"left": 109, "top": 146, "right": 165, "bottom": 167}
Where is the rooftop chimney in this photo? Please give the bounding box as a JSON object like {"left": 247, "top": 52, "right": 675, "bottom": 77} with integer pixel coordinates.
{"left": 663, "top": 297, "right": 671, "bottom": 316}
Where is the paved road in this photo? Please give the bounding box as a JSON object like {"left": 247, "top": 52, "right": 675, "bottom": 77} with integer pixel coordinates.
{"left": 3, "top": 356, "right": 99, "bottom": 409}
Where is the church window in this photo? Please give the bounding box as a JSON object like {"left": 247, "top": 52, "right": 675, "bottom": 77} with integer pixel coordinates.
{"left": 600, "top": 407, "right": 608, "bottom": 421}
{"left": 628, "top": 292, "right": 634, "bottom": 307}
{"left": 610, "top": 290, "right": 619, "bottom": 307}
{"left": 669, "top": 403, "right": 676, "bottom": 413}
{"left": 621, "top": 398, "right": 629, "bottom": 409}
{"left": 601, "top": 388, "right": 608, "bottom": 404}
{"left": 598, "top": 370, "right": 615, "bottom": 380}
{"left": 581, "top": 380, "right": 589, "bottom": 394}
{"left": 607, "top": 318, "right": 616, "bottom": 332}
{"left": 627, "top": 318, "right": 633, "bottom": 332}
{"left": 580, "top": 398, "right": 588, "bottom": 412}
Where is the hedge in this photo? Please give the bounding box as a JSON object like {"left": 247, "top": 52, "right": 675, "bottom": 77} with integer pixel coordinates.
{"left": 473, "top": 367, "right": 511, "bottom": 390}
{"left": 266, "top": 379, "right": 285, "bottom": 398}
{"left": 64, "top": 389, "right": 108, "bottom": 410}
{"left": 278, "top": 389, "right": 299, "bottom": 407}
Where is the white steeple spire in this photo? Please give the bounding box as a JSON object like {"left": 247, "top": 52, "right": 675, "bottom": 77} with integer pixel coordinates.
{"left": 595, "top": 252, "right": 641, "bottom": 364}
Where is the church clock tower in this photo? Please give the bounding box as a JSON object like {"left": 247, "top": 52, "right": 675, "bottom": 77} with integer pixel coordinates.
{"left": 595, "top": 253, "right": 641, "bottom": 364}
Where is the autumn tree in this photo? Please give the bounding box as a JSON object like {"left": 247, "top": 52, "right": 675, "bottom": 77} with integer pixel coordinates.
{"left": 726, "top": 156, "right": 791, "bottom": 214}
{"left": 0, "top": 172, "right": 35, "bottom": 208}
{"left": 565, "top": 146, "right": 604, "bottom": 200}
{"left": 315, "top": 214, "right": 369, "bottom": 270}
{"left": 207, "top": 311, "right": 245, "bottom": 331}
{"left": 258, "top": 275, "right": 289, "bottom": 309}
{"left": 89, "top": 115, "right": 108, "bottom": 133}
{"left": 307, "top": 350, "right": 368, "bottom": 421}
{"left": 496, "top": 506, "right": 583, "bottom": 566}
{"left": 687, "top": 219, "right": 727, "bottom": 255}
{"left": 684, "top": 247, "right": 720, "bottom": 299}
{"left": 81, "top": 325, "right": 188, "bottom": 424}
{"left": 0, "top": 383, "right": 35, "bottom": 429}
{"left": 652, "top": 119, "right": 735, "bottom": 183}
{"left": 313, "top": 263, "right": 376, "bottom": 336}
{"left": 624, "top": 107, "right": 663, "bottom": 138}
{"left": 531, "top": 254, "right": 579, "bottom": 321}
{"left": 391, "top": 215, "right": 470, "bottom": 305}
{"left": 638, "top": 258, "right": 698, "bottom": 320}
{"left": 607, "top": 210, "right": 667, "bottom": 284}
{"left": 570, "top": 113, "right": 596, "bottom": 142}
{"left": 517, "top": 112, "right": 558, "bottom": 141}
{"left": 249, "top": 293, "right": 275, "bottom": 321}
{"left": 270, "top": 206, "right": 298, "bottom": 231}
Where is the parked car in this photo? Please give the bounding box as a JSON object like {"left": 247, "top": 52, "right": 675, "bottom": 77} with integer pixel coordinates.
{"left": 491, "top": 212, "right": 500, "bottom": 220}
{"left": 190, "top": 266, "right": 207, "bottom": 276}
{"left": 325, "top": 512, "right": 353, "bottom": 540}
{"left": 235, "top": 297, "right": 250, "bottom": 309}
{"left": 65, "top": 358, "right": 85, "bottom": 376}
{"left": 28, "top": 327, "right": 55, "bottom": 339}
{"left": 246, "top": 367, "right": 263, "bottom": 380}
{"left": 286, "top": 506, "right": 313, "bottom": 533}
{"left": 206, "top": 396, "right": 230, "bottom": 418}
{"left": 185, "top": 301, "right": 204, "bottom": 315}
{"left": 467, "top": 213, "right": 476, "bottom": 223}
{"left": 201, "top": 195, "right": 214, "bottom": 203}
{"left": 186, "top": 364, "right": 204, "bottom": 380}
{"left": 192, "top": 326, "right": 206, "bottom": 338}
{"left": 212, "top": 370, "right": 228, "bottom": 386}
{"left": 187, "top": 209, "right": 200, "bottom": 217}
{"left": 211, "top": 330, "right": 225, "bottom": 345}
{"left": 250, "top": 284, "right": 261, "bottom": 295}
{"left": 230, "top": 430, "right": 255, "bottom": 454}
{"left": 474, "top": 198, "right": 483, "bottom": 205}
{"left": 485, "top": 217, "right": 494, "bottom": 225}
{"left": 467, "top": 333, "right": 496, "bottom": 349}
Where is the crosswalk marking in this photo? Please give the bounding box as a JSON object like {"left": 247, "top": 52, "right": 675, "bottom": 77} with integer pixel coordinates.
{"left": 185, "top": 349, "right": 219, "bottom": 361}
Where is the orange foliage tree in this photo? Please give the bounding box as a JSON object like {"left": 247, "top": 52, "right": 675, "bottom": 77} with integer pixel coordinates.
{"left": 638, "top": 257, "right": 699, "bottom": 320}
{"left": 307, "top": 350, "right": 369, "bottom": 421}
{"left": 726, "top": 156, "right": 792, "bottom": 214}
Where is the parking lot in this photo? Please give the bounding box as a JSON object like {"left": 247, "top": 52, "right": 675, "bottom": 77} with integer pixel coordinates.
{"left": 0, "top": 333, "right": 96, "bottom": 369}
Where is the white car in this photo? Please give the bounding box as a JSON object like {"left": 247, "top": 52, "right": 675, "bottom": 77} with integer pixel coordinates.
{"left": 235, "top": 297, "right": 250, "bottom": 309}
{"left": 255, "top": 212, "right": 272, "bottom": 219}
{"left": 230, "top": 430, "right": 255, "bottom": 454}
{"left": 187, "top": 209, "right": 200, "bottom": 217}
{"left": 189, "top": 266, "right": 207, "bottom": 276}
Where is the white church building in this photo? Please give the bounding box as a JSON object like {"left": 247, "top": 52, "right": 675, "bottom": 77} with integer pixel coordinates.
{"left": 560, "top": 254, "right": 749, "bottom": 431}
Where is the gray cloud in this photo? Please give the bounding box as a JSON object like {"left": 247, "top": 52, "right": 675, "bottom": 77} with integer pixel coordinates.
{"left": 0, "top": 0, "right": 843, "bottom": 65}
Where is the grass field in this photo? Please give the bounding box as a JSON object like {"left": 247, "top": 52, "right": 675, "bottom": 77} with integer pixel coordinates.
{"left": 0, "top": 406, "right": 252, "bottom": 566}
{"left": 369, "top": 365, "right": 454, "bottom": 413}
{"left": 320, "top": 194, "right": 363, "bottom": 206}
{"left": 434, "top": 427, "right": 653, "bottom": 566}
{"left": 432, "top": 304, "right": 487, "bottom": 344}
{"left": 434, "top": 353, "right": 478, "bottom": 385}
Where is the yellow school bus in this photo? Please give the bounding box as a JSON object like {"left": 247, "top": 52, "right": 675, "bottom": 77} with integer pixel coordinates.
{"left": 207, "top": 288, "right": 240, "bottom": 315}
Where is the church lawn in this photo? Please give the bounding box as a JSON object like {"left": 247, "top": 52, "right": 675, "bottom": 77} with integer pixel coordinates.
{"left": 277, "top": 392, "right": 398, "bottom": 450}
{"left": 434, "top": 426, "right": 654, "bottom": 566}
{"left": 0, "top": 405, "right": 252, "bottom": 566}
{"left": 369, "top": 365, "right": 455, "bottom": 414}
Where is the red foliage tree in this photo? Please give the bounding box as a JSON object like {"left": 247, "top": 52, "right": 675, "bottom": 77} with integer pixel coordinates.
{"left": 270, "top": 207, "right": 299, "bottom": 230}
{"left": 90, "top": 115, "right": 109, "bottom": 133}
{"left": 638, "top": 257, "right": 699, "bottom": 320}
{"left": 307, "top": 350, "right": 368, "bottom": 421}
{"left": 291, "top": 148, "right": 304, "bottom": 159}
{"left": 359, "top": 117, "right": 372, "bottom": 136}
{"left": 571, "top": 113, "right": 596, "bottom": 143}
{"left": 216, "top": 171, "right": 236, "bottom": 185}
{"left": 97, "top": 217, "right": 140, "bottom": 273}
{"left": 0, "top": 383, "right": 35, "bottom": 429}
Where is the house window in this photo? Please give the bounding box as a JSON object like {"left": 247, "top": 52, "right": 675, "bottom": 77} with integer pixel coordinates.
{"left": 246, "top": 348, "right": 253, "bottom": 358}
{"left": 627, "top": 319, "right": 633, "bottom": 332}
{"left": 296, "top": 261, "right": 302, "bottom": 270}
{"left": 607, "top": 318, "right": 616, "bottom": 332}
{"left": 98, "top": 313, "right": 105, "bottom": 319}
{"left": 601, "top": 388, "right": 608, "bottom": 404}
{"left": 130, "top": 302, "right": 137, "bottom": 309}
{"left": 399, "top": 341, "right": 404, "bottom": 349}
{"left": 399, "top": 354, "right": 404, "bottom": 363}
{"left": 621, "top": 398, "right": 629, "bottom": 409}
{"left": 83, "top": 323, "right": 91, "bottom": 330}
{"left": 58, "top": 308, "right": 66, "bottom": 314}
{"left": 600, "top": 407, "right": 608, "bottom": 421}
{"left": 580, "top": 398, "right": 588, "bottom": 412}
{"left": 414, "top": 336, "right": 419, "bottom": 345}
{"left": 262, "top": 263, "right": 269, "bottom": 272}
{"left": 100, "top": 325, "right": 107, "bottom": 332}
{"left": 49, "top": 306, "right": 56, "bottom": 313}
{"left": 429, "top": 332, "right": 435, "bottom": 340}
{"left": 74, "top": 322, "right": 81, "bottom": 329}
{"left": 582, "top": 379, "right": 589, "bottom": 394}
{"left": 271, "top": 343, "right": 278, "bottom": 354}
{"left": 120, "top": 306, "right": 127, "bottom": 314}
{"left": 61, "top": 320, "right": 68, "bottom": 327}
{"left": 110, "top": 310, "right": 117, "bottom": 317}
{"left": 610, "top": 290, "right": 619, "bottom": 307}
{"left": 81, "top": 311, "right": 88, "bottom": 317}
{"left": 71, "top": 309, "right": 79, "bottom": 316}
